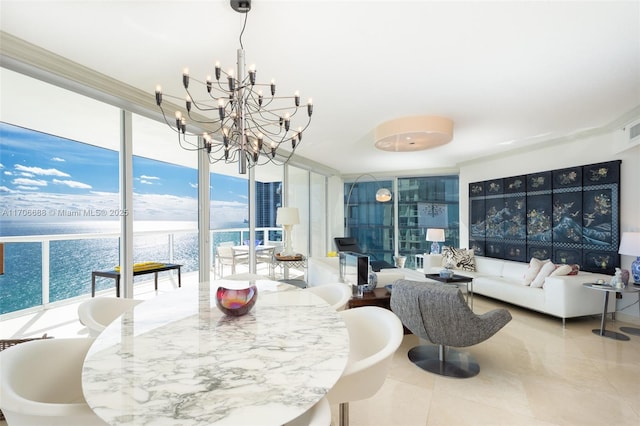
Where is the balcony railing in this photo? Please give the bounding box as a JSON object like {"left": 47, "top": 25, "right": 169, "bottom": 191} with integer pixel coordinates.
{"left": 0, "top": 226, "right": 281, "bottom": 317}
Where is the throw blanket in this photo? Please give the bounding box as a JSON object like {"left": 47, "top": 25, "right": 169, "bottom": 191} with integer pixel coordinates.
{"left": 114, "top": 262, "right": 166, "bottom": 273}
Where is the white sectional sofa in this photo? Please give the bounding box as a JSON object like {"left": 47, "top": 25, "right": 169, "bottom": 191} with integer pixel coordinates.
{"left": 420, "top": 254, "right": 616, "bottom": 325}
{"left": 308, "top": 254, "right": 616, "bottom": 326}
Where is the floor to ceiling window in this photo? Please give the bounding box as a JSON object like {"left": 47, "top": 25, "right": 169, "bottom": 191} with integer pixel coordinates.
{"left": 1, "top": 68, "right": 121, "bottom": 312}
{"left": 344, "top": 175, "right": 459, "bottom": 269}
{"left": 1, "top": 58, "right": 333, "bottom": 313}
{"left": 397, "top": 176, "right": 459, "bottom": 268}
{"left": 343, "top": 179, "right": 395, "bottom": 265}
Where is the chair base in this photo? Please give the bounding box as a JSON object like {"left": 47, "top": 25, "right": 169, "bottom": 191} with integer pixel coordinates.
{"left": 408, "top": 345, "right": 480, "bottom": 378}
{"left": 619, "top": 326, "right": 640, "bottom": 336}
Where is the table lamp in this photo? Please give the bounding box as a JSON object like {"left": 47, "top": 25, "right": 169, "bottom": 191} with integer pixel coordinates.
{"left": 276, "top": 207, "right": 300, "bottom": 257}
{"left": 426, "top": 228, "right": 445, "bottom": 254}
{"left": 619, "top": 232, "right": 640, "bottom": 284}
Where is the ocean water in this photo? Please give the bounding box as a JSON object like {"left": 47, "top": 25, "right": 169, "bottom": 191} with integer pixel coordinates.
{"left": 0, "top": 220, "right": 247, "bottom": 315}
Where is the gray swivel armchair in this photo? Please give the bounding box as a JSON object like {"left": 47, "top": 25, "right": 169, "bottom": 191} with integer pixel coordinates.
{"left": 390, "top": 279, "right": 511, "bottom": 378}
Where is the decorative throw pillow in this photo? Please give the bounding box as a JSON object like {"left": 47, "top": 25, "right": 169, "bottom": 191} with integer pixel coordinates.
{"left": 550, "top": 264, "right": 572, "bottom": 276}
{"left": 531, "top": 261, "right": 556, "bottom": 288}
{"left": 441, "top": 247, "right": 476, "bottom": 272}
{"left": 523, "top": 258, "right": 548, "bottom": 285}
{"left": 568, "top": 264, "right": 580, "bottom": 275}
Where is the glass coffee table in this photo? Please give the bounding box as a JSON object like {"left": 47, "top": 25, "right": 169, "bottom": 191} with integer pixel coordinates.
{"left": 425, "top": 273, "right": 474, "bottom": 310}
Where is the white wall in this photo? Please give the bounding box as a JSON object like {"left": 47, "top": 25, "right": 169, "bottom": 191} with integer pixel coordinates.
{"left": 459, "top": 127, "right": 640, "bottom": 319}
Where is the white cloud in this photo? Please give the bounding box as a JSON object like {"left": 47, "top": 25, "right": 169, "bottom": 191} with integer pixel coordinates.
{"left": 209, "top": 199, "right": 248, "bottom": 228}
{"left": 16, "top": 186, "right": 39, "bottom": 191}
{"left": 0, "top": 186, "right": 16, "bottom": 193}
{"left": 139, "top": 180, "right": 154, "bottom": 185}
{"left": 140, "top": 175, "right": 160, "bottom": 180}
{"left": 0, "top": 163, "right": 4, "bottom": 169}
{"left": 14, "top": 164, "right": 70, "bottom": 177}
{"left": 4, "top": 171, "right": 13, "bottom": 176}
{"left": 51, "top": 157, "right": 65, "bottom": 162}
{"left": 19, "top": 172, "right": 35, "bottom": 177}
{"left": 189, "top": 182, "right": 198, "bottom": 188}
{"left": 52, "top": 179, "right": 92, "bottom": 189}
{"left": 12, "top": 178, "right": 47, "bottom": 186}
{"left": 90, "top": 191, "right": 119, "bottom": 197}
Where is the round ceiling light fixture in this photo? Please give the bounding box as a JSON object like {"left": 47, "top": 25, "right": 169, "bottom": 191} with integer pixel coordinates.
{"left": 374, "top": 115, "right": 454, "bottom": 152}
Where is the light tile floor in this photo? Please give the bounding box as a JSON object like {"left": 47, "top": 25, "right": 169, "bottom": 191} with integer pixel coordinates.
{"left": 332, "top": 296, "right": 640, "bottom": 426}
{"left": 2, "top": 276, "right": 640, "bottom": 426}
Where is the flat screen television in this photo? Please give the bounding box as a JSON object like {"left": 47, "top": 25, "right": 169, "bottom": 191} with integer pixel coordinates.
{"left": 339, "top": 251, "right": 369, "bottom": 286}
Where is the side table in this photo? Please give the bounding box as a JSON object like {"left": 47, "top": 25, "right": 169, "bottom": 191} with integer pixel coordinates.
{"left": 348, "top": 287, "right": 391, "bottom": 309}
{"left": 619, "top": 283, "right": 640, "bottom": 336}
{"left": 348, "top": 287, "right": 411, "bottom": 334}
{"left": 583, "top": 283, "right": 640, "bottom": 341}
{"left": 271, "top": 255, "right": 307, "bottom": 280}
{"left": 425, "top": 273, "right": 474, "bottom": 310}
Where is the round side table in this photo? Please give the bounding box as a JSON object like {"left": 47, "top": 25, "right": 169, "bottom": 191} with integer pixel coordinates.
{"left": 619, "top": 283, "right": 640, "bottom": 336}
{"left": 583, "top": 283, "right": 640, "bottom": 341}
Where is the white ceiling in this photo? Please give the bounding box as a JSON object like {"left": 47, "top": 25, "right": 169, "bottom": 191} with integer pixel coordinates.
{"left": 1, "top": 0, "right": 639, "bottom": 177}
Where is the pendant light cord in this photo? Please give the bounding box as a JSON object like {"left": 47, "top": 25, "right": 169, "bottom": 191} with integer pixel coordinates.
{"left": 239, "top": 10, "right": 248, "bottom": 50}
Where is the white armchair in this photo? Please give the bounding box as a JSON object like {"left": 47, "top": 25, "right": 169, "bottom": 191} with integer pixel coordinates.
{"left": 327, "top": 306, "right": 404, "bottom": 426}
{"left": 0, "top": 337, "right": 107, "bottom": 425}
{"left": 77, "top": 296, "right": 141, "bottom": 337}
{"left": 305, "top": 282, "right": 352, "bottom": 311}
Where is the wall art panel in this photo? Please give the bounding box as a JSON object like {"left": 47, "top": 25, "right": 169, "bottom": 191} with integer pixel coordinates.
{"left": 469, "top": 160, "right": 620, "bottom": 274}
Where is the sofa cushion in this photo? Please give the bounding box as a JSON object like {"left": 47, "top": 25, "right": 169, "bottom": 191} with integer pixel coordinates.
{"left": 441, "top": 247, "right": 476, "bottom": 271}
{"left": 531, "top": 261, "right": 556, "bottom": 288}
{"left": 474, "top": 257, "right": 505, "bottom": 277}
{"left": 550, "top": 264, "right": 572, "bottom": 276}
{"left": 502, "top": 261, "right": 529, "bottom": 282}
{"left": 473, "top": 276, "right": 546, "bottom": 312}
{"left": 523, "top": 258, "right": 549, "bottom": 285}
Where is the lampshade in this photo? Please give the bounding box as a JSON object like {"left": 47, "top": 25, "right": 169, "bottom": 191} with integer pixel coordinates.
{"left": 619, "top": 232, "right": 640, "bottom": 256}
{"left": 426, "top": 228, "right": 445, "bottom": 242}
{"left": 375, "top": 188, "right": 392, "bottom": 202}
{"left": 276, "top": 207, "right": 300, "bottom": 225}
{"left": 374, "top": 115, "right": 454, "bottom": 152}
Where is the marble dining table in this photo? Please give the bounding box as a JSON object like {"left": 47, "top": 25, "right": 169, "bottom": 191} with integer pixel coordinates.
{"left": 82, "top": 279, "right": 350, "bottom": 425}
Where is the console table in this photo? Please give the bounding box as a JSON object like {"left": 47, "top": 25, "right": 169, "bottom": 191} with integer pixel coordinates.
{"left": 91, "top": 263, "right": 182, "bottom": 297}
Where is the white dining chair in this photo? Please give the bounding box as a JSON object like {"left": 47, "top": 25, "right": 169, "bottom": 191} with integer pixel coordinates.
{"left": 284, "top": 396, "right": 332, "bottom": 426}
{"left": 215, "top": 245, "right": 240, "bottom": 277}
{"left": 305, "top": 282, "right": 352, "bottom": 311}
{"left": 0, "top": 337, "right": 108, "bottom": 425}
{"left": 77, "top": 296, "right": 142, "bottom": 337}
{"left": 256, "top": 246, "right": 275, "bottom": 276}
{"left": 326, "top": 306, "right": 404, "bottom": 426}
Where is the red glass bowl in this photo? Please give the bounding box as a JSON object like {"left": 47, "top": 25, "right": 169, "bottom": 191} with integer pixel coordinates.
{"left": 215, "top": 283, "right": 258, "bottom": 316}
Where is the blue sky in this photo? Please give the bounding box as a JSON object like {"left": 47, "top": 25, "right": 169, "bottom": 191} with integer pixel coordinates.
{"left": 0, "top": 122, "right": 249, "bottom": 226}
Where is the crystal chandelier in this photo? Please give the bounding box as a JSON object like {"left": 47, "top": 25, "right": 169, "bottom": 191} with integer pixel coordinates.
{"left": 154, "top": 0, "right": 313, "bottom": 174}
